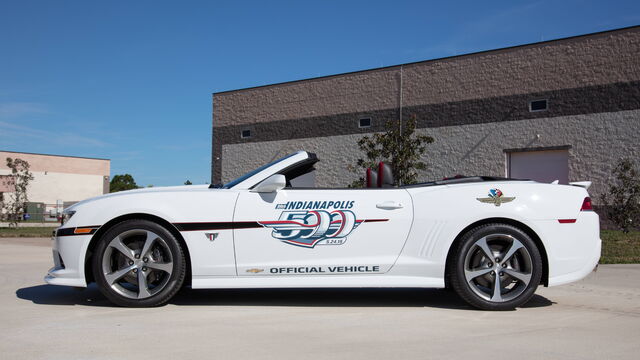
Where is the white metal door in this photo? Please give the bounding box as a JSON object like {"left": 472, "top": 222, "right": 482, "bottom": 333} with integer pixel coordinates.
{"left": 508, "top": 150, "right": 569, "bottom": 184}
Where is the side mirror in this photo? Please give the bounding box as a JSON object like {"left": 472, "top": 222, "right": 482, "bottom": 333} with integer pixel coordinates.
{"left": 251, "top": 174, "right": 286, "bottom": 193}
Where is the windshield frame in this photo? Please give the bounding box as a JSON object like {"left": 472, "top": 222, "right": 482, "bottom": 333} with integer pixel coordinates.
{"left": 220, "top": 152, "right": 305, "bottom": 189}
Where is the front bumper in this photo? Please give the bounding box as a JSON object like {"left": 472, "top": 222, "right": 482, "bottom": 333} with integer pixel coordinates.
{"left": 44, "top": 232, "right": 93, "bottom": 287}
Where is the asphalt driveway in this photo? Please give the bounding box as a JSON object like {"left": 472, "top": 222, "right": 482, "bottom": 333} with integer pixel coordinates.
{"left": 1, "top": 237, "right": 639, "bottom": 360}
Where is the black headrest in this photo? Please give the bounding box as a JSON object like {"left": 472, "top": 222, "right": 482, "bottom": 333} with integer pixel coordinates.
{"left": 377, "top": 162, "right": 394, "bottom": 188}
{"left": 366, "top": 168, "right": 378, "bottom": 188}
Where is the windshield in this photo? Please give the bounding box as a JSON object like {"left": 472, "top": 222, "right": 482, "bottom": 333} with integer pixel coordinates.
{"left": 222, "top": 152, "right": 299, "bottom": 189}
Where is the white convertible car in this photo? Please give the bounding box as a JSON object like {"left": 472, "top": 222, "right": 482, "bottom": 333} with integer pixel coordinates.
{"left": 46, "top": 151, "right": 601, "bottom": 310}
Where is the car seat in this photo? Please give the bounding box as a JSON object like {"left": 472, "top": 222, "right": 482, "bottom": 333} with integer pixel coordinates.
{"left": 366, "top": 168, "right": 378, "bottom": 188}
{"left": 377, "top": 162, "right": 394, "bottom": 188}
{"left": 365, "top": 162, "right": 394, "bottom": 188}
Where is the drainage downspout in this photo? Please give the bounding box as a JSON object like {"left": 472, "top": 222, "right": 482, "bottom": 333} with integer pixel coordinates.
{"left": 399, "top": 65, "right": 403, "bottom": 137}
{"left": 398, "top": 65, "right": 404, "bottom": 186}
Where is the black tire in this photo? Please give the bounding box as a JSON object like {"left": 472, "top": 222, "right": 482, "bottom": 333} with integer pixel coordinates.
{"left": 449, "top": 223, "right": 542, "bottom": 310}
{"left": 92, "top": 219, "right": 186, "bottom": 307}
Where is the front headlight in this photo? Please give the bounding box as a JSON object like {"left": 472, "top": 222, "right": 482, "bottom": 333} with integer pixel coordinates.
{"left": 61, "top": 210, "right": 76, "bottom": 225}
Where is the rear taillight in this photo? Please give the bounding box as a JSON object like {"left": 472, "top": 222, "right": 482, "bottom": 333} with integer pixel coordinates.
{"left": 581, "top": 197, "right": 593, "bottom": 211}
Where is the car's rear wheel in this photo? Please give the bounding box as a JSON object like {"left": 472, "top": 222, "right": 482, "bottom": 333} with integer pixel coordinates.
{"left": 449, "top": 223, "right": 542, "bottom": 310}
{"left": 92, "top": 219, "right": 185, "bottom": 307}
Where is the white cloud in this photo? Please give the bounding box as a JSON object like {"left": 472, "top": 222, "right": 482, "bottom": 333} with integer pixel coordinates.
{"left": 0, "top": 102, "right": 48, "bottom": 119}
{"left": 0, "top": 120, "right": 109, "bottom": 148}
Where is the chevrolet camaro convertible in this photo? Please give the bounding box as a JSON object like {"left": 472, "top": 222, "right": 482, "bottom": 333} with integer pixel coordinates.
{"left": 46, "top": 151, "right": 601, "bottom": 310}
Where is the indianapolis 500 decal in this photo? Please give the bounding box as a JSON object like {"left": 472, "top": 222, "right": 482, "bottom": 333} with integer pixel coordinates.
{"left": 258, "top": 201, "right": 387, "bottom": 248}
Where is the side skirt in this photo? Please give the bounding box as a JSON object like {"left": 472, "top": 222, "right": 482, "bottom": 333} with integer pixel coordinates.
{"left": 191, "top": 275, "right": 444, "bottom": 289}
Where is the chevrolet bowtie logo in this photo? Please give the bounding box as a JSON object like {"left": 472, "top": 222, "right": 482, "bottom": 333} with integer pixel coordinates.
{"left": 476, "top": 188, "right": 515, "bottom": 207}
{"left": 246, "top": 268, "right": 264, "bottom": 273}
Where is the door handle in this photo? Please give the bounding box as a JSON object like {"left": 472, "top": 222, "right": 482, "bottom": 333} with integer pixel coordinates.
{"left": 376, "top": 201, "right": 403, "bottom": 210}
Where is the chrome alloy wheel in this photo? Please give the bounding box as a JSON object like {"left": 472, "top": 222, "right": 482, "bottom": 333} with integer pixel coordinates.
{"left": 101, "top": 229, "right": 174, "bottom": 299}
{"left": 463, "top": 234, "right": 533, "bottom": 303}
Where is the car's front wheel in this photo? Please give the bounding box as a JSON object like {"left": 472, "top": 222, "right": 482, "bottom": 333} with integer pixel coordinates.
{"left": 449, "top": 223, "right": 543, "bottom": 310}
{"left": 92, "top": 219, "right": 186, "bottom": 307}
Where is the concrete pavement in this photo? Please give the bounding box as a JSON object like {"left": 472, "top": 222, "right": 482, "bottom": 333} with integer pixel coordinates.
{"left": 1, "top": 237, "right": 639, "bottom": 360}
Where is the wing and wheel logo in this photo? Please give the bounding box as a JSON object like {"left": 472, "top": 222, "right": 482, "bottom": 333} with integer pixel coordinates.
{"left": 476, "top": 188, "right": 515, "bottom": 207}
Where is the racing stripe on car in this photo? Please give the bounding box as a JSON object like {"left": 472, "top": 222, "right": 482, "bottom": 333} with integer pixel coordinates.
{"left": 172, "top": 219, "right": 388, "bottom": 232}
{"left": 172, "top": 222, "right": 262, "bottom": 231}
{"left": 56, "top": 226, "right": 101, "bottom": 237}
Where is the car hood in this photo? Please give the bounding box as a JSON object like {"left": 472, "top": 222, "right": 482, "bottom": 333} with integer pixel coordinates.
{"left": 66, "top": 184, "right": 213, "bottom": 211}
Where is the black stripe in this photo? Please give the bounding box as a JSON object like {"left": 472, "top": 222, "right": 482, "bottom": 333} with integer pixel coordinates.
{"left": 56, "top": 226, "right": 100, "bottom": 237}
{"left": 56, "top": 228, "right": 76, "bottom": 236}
{"left": 215, "top": 81, "right": 640, "bottom": 146}
{"left": 174, "top": 219, "right": 389, "bottom": 232}
{"left": 173, "top": 221, "right": 262, "bottom": 231}
{"left": 233, "top": 222, "right": 264, "bottom": 229}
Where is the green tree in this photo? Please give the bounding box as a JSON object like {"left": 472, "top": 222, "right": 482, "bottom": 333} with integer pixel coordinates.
{"left": 3, "top": 158, "right": 34, "bottom": 227}
{"left": 349, "top": 115, "right": 434, "bottom": 187}
{"left": 109, "top": 174, "right": 138, "bottom": 193}
{"left": 184, "top": 180, "right": 192, "bottom": 185}
{"left": 601, "top": 159, "right": 640, "bottom": 233}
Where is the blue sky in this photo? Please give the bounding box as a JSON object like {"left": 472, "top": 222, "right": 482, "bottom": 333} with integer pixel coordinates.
{"left": 1, "top": 0, "right": 638, "bottom": 186}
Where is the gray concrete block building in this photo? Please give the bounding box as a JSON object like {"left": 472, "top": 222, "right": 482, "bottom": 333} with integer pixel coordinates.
{"left": 212, "top": 26, "right": 640, "bottom": 203}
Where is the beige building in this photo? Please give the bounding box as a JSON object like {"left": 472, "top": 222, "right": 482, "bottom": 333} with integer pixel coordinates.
{"left": 0, "top": 151, "right": 110, "bottom": 219}
{"left": 212, "top": 26, "right": 640, "bottom": 204}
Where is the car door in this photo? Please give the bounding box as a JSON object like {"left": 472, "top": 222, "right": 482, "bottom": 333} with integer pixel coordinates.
{"left": 232, "top": 188, "right": 413, "bottom": 276}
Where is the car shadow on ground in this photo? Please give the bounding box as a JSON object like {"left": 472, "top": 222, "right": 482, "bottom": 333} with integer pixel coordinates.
{"left": 16, "top": 284, "right": 113, "bottom": 307}
{"left": 16, "top": 284, "right": 553, "bottom": 310}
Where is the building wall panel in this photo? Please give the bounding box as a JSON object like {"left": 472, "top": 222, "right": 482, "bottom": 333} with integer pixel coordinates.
{"left": 0, "top": 170, "right": 106, "bottom": 205}
{"left": 221, "top": 109, "right": 640, "bottom": 201}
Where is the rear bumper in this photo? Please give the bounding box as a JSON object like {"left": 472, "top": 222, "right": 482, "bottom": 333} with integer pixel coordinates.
{"left": 44, "top": 232, "right": 92, "bottom": 287}
{"left": 547, "top": 239, "right": 600, "bottom": 286}
{"left": 533, "top": 211, "right": 601, "bottom": 286}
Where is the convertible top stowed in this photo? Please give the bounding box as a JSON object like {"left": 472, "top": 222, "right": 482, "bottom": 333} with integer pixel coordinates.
{"left": 46, "top": 151, "right": 601, "bottom": 310}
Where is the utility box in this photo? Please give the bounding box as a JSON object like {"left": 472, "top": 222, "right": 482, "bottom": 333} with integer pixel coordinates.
{"left": 26, "top": 202, "right": 45, "bottom": 222}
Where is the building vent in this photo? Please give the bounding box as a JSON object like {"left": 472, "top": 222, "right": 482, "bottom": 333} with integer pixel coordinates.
{"left": 241, "top": 129, "right": 251, "bottom": 139}
{"left": 359, "top": 117, "right": 372, "bottom": 128}
{"left": 529, "top": 99, "right": 548, "bottom": 112}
